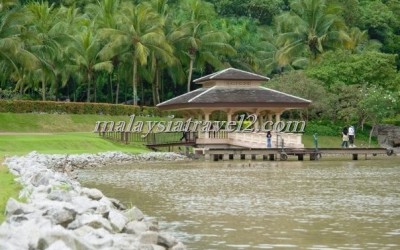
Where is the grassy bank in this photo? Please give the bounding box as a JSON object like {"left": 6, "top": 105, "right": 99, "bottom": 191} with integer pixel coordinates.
{"left": 0, "top": 113, "right": 165, "bottom": 133}
{"left": 0, "top": 160, "right": 22, "bottom": 222}
{"left": 0, "top": 132, "right": 149, "bottom": 158}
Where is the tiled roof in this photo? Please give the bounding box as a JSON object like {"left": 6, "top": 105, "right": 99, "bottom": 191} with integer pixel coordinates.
{"left": 157, "top": 86, "right": 311, "bottom": 109}
{"left": 194, "top": 68, "right": 270, "bottom": 83}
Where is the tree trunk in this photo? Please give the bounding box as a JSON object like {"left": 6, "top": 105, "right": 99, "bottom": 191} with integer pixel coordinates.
{"left": 109, "top": 73, "right": 113, "bottom": 103}
{"left": 155, "top": 69, "right": 161, "bottom": 104}
{"left": 42, "top": 78, "right": 46, "bottom": 101}
{"left": 152, "top": 79, "right": 157, "bottom": 106}
{"left": 94, "top": 75, "right": 97, "bottom": 103}
{"left": 115, "top": 73, "right": 119, "bottom": 104}
{"left": 368, "top": 124, "right": 376, "bottom": 148}
{"left": 87, "top": 72, "right": 91, "bottom": 103}
{"left": 132, "top": 58, "right": 138, "bottom": 105}
{"left": 187, "top": 57, "right": 194, "bottom": 92}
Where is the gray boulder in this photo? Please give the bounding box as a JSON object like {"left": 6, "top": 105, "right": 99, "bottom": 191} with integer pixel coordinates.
{"left": 157, "top": 234, "right": 177, "bottom": 248}
{"left": 108, "top": 209, "right": 128, "bottom": 233}
{"left": 44, "top": 207, "right": 76, "bottom": 227}
{"left": 124, "top": 221, "right": 148, "bottom": 235}
{"left": 68, "top": 214, "right": 113, "bottom": 232}
{"left": 45, "top": 240, "right": 72, "bottom": 250}
{"left": 139, "top": 231, "right": 159, "bottom": 245}
{"left": 5, "top": 198, "right": 33, "bottom": 216}
{"left": 124, "top": 206, "right": 145, "bottom": 221}
{"left": 170, "top": 242, "right": 187, "bottom": 250}
{"left": 81, "top": 187, "right": 104, "bottom": 201}
{"left": 36, "top": 227, "right": 95, "bottom": 250}
{"left": 30, "top": 171, "right": 50, "bottom": 187}
{"left": 47, "top": 189, "right": 72, "bottom": 202}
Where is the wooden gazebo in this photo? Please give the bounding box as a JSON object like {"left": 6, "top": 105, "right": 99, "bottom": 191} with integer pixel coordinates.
{"left": 157, "top": 68, "right": 311, "bottom": 148}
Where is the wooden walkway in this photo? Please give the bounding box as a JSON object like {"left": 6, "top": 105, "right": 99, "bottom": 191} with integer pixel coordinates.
{"left": 201, "top": 147, "right": 394, "bottom": 161}
{"left": 99, "top": 131, "right": 197, "bottom": 149}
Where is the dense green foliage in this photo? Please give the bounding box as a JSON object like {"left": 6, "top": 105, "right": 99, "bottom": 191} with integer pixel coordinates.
{"left": 0, "top": 0, "right": 399, "bottom": 128}
{"left": 0, "top": 100, "right": 172, "bottom": 116}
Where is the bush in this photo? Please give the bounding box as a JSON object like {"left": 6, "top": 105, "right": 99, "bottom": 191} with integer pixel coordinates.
{"left": 304, "top": 120, "right": 345, "bottom": 136}
{"left": 0, "top": 100, "right": 181, "bottom": 117}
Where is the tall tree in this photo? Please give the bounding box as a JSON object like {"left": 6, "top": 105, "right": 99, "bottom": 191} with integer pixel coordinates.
{"left": 0, "top": 1, "right": 38, "bottom": 91}
{"left": 69, "top": 26, "right": 113, "bottom": 102}
{"left": 100, "top": 2, "right": 171, "bottom": 105}
{"left": 178, "top": 0, "right": 236, "bottom": 92}
{"left": 275, "top": 0, "right": 347, "bottom": 61}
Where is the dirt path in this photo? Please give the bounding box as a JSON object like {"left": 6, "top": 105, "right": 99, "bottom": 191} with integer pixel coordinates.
{"left": 0, "top": 132, "right": 53, "bottom": 135}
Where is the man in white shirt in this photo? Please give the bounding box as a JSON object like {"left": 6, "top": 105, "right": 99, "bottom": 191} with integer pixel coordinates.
{"left": 348, "top": 125, "right": 355, "bottom": 147}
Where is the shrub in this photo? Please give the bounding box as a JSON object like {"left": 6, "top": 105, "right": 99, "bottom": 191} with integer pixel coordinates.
{"left": 0, "top": 100, "right": 182, "bottom": 117}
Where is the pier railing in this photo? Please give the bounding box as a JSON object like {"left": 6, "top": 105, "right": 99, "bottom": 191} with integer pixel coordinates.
{"left": 99, "top": 131, "right": 197, "bottom": 146}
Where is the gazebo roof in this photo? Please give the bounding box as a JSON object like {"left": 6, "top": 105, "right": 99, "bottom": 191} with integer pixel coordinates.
{"left": 157, "top": 68, "right": 311, "bottom": 111}
{"left": 194, "top": 68, "right": 270, "bottom": 83}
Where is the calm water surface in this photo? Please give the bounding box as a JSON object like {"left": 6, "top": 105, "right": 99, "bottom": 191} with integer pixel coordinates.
{"left": 78, "top": 159, "right": 400, "bottom": 250}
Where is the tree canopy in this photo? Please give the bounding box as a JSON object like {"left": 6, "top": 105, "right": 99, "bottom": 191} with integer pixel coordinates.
{"left": 0, "top": 0, "right": 399, "bottom": 126}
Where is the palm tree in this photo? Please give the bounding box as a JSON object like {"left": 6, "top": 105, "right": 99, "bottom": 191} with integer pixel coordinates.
{"left": 24, "top": 1, "right": 67, "bottom": 101}
{"left": 147, "top": 0, "right": 181, "bottom": 104}
{"left": 0, "top": 1, "right": 38, "bottom": 90}
{"left": 342, "top": 27, "right": 382, "bottom": 53}
{"left": 178, "top": 0, "right": 236, "bottom": 92}
{"left": 87, "top": 0, "right": 123, "bottom": 104}
{"left": 100, "top": 2, "right": 171, "bottom": 105}
{"left": 275, "top": 0, "right": 347, "bottom": 60}
{"left": 69, "top": 26, "right": 113, "bottom": 102}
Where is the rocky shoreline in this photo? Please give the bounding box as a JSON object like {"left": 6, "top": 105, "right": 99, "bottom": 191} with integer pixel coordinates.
{"left": 0, "top": 151, "right": 188, "bottom": 250}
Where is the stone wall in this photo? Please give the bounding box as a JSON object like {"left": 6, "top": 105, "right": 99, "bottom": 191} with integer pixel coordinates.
{"left": 372, "top": 124, "right": 400, "bottom": 148}
{"left": 0, "top": 152, "right": 188, "bottom": 250}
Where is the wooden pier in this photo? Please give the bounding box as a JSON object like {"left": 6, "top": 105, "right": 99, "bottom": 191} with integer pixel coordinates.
{"left": 200, "top": 147, "right": 394, "bottom": 161}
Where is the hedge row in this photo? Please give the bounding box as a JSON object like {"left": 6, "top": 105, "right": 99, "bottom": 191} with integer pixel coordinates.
{"left": 0, "top": 100, "right": 179, "bottom": 117}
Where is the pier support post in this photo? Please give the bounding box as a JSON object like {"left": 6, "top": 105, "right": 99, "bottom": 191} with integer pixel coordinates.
{"left": 223, "top": 154, "right": 230, "bottom": 161}
{"left": 213, "top": 154, "right": 219, "bottom": 161}
{"left": 352, "top": 154, "right": 358, "bottom": 160}
{"left": 269, "top": 154, "right": 275, "bottom": 161}
{"left": 205, "top": 154, "right": 210, "bottom": 161}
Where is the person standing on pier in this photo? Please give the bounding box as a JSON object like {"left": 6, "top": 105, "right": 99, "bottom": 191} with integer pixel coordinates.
{"left": 348, "top": 125, "right": 355, "bottom": 147}
{"left": 266, "top": 130, "right": 272, "bottom": 148}
{"left": 342, "top": 127, "right": 349, "bottom": 148}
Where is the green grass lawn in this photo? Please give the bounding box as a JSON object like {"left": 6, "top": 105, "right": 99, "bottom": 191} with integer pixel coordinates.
{"left": 0, "top": 162, "right": 22, "bottom": 222}
{"left": 0, "top": 132, "right": 149, "bottom": 158}
{"left": 302, "top": 134, "right": 378, "bottom": 148}
{"left": 0, "top": 113, "right": 167, "bottom": 133}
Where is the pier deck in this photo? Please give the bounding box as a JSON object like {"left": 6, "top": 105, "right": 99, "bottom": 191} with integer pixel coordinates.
{"left": 200, "top": 147, "right": 394, "bottom": 161}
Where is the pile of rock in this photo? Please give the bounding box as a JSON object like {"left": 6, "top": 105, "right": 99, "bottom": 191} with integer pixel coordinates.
{"left": 0, "top": 152, "right": 187, "bottom": 250}
{"left": 372, "top": 124, "right": 400, "bottom": 148}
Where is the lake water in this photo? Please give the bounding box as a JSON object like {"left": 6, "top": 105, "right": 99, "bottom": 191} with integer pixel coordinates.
{"left": 78, "top": 158, "right": 400, "bottom": 250}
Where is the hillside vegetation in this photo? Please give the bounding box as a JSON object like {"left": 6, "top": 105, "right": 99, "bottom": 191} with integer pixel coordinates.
{"left": 0, "top": 0, "right": 398, "bottom": 131}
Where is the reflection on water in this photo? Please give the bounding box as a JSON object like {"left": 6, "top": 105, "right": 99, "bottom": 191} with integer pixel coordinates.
{"left": 78, "top": 159, "right": 400, "bottom": 250}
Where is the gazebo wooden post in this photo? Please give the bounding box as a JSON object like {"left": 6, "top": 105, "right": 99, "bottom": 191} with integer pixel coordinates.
{"left": 204, "top": 110, "right": 211, "bottom": 139}
{"left": 267, "top": 113, "right": 273, "bottom": 130}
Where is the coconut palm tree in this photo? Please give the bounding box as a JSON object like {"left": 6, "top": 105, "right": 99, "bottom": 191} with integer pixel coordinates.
{"left": 87, "top": 0, "right": 124, "bottom": 104}
{"left": 69, "top": 26, "right": 113, "bottom": 102}
{"left": 100, "top": 1, "right": 171, "bottom": 105}
{"left": 0, "top": 1, "right": 38, "bottom": 90}
{"left": 275, "top": 0, "right": 347, "bottom": 61}
{"left": 24, "top": 1, "right": 68, "bottom": 101}
{"left": 178, "top": 0, "right": 236, "bottom": 92}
